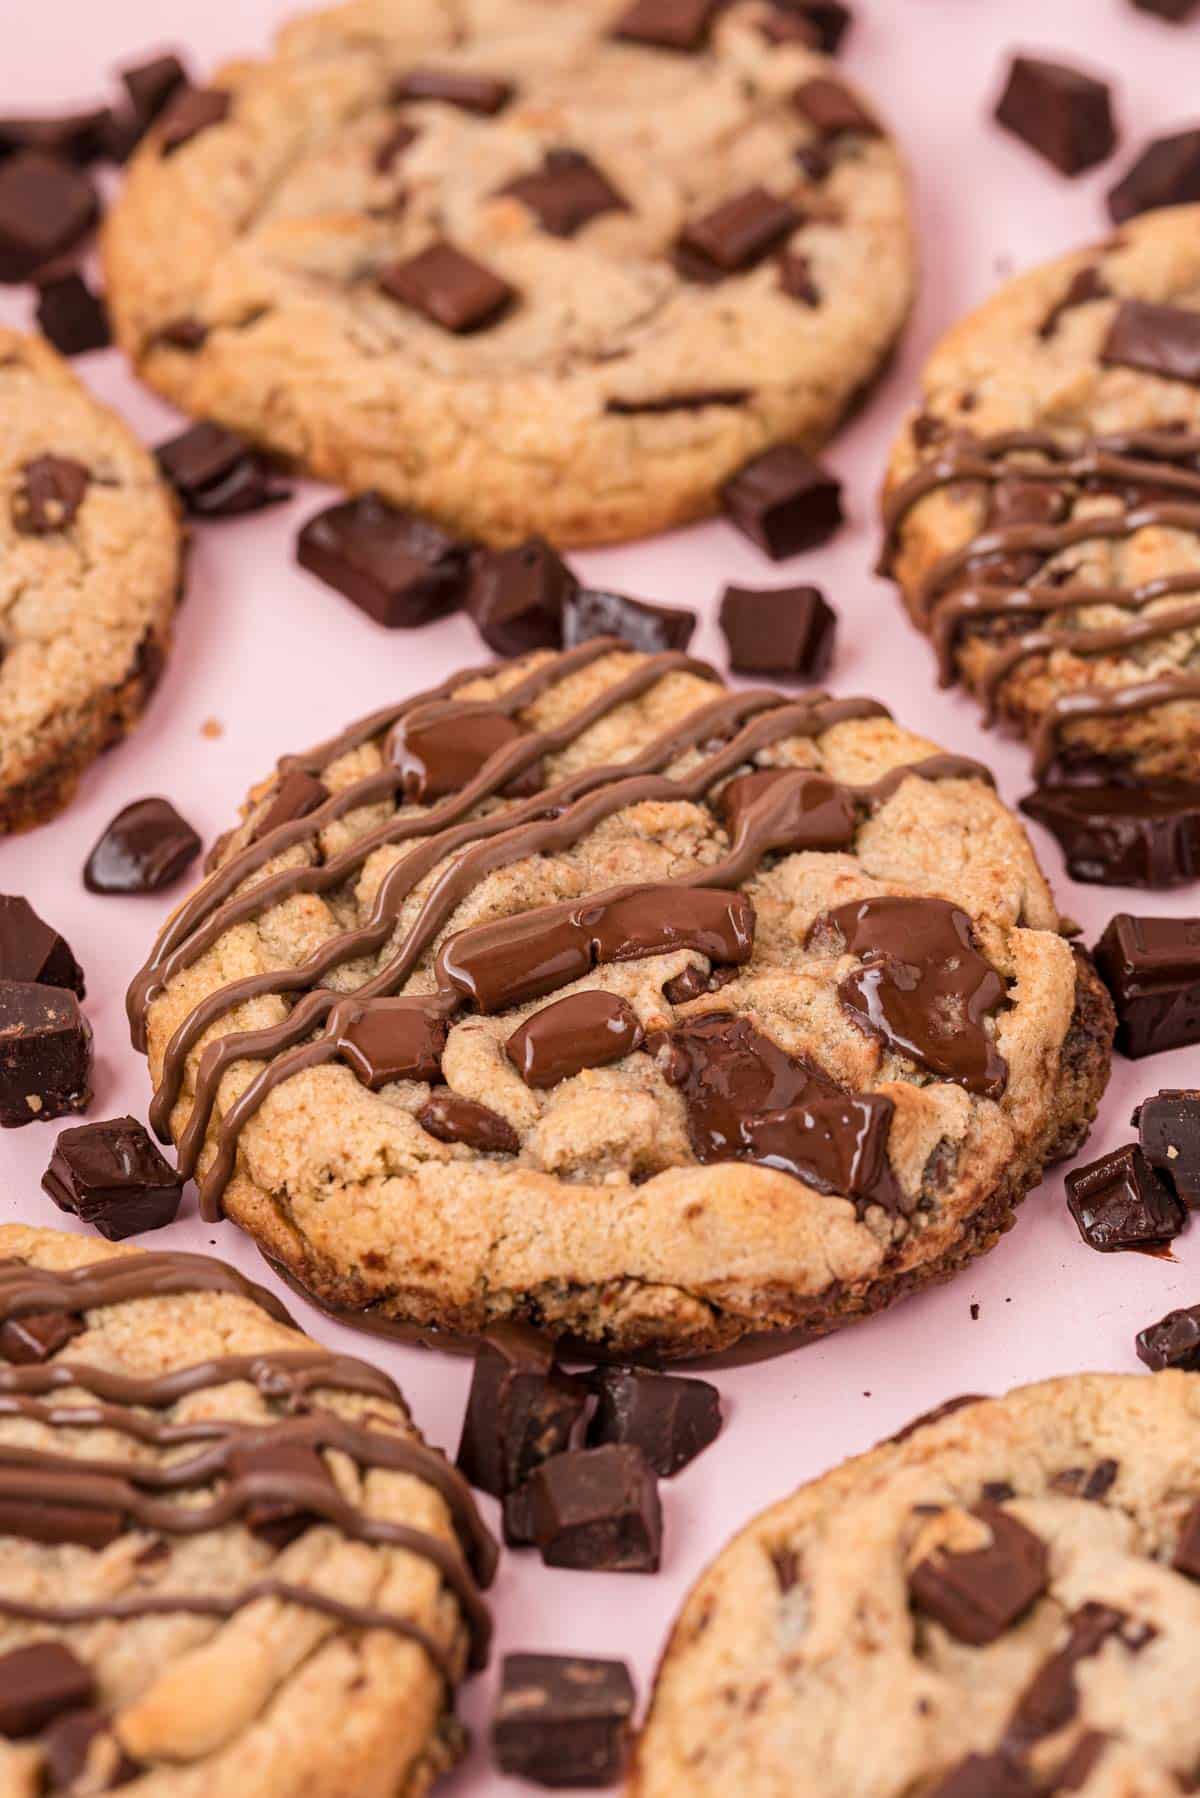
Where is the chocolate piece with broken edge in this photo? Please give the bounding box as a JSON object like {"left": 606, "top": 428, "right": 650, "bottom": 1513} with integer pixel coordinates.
{"left": 0, "top": 982, "right": 92, "bottom": 1129}
{"left": 380, "top": 241, "right": 516, "bottom": 335}
{"left": 1109, "top": 127, "right": 1200, "bottom": 222}
{"left": 1137, "top": 1303, "right": 1200, "bottom": 1370}
{"left": 84, "top": 798, "right": 202, "bottom": 895}
{"left": 34, "top": 272, "right": 109, "bottom": 356}
{"left": 158, "top": 87, "right": 230, "bottom": 155}
{"left": 0, "top": 895, "right": 84, "bottom": 996}
{"left": 993, "top": 56, "right": 1116, "bottom": 177}
{"left": 156, "top": 421, "right": 290, "bottom": 518}
{"left": 1065, "top": 1142, "right": 1184, "bottom": 1252}
{"left": 1020, "top": 783, "right": 1200, "bottom": 889}
{"left": 40, "top": 1707, "right": 140, "bottom": 1790}
{"left": 468, "top": 538, "right": 576, "bottom": 656}
{"left": 43, "top": 1115, "right": 184, "bottom": 1240}
{"left": 526, "top": 1443, "right": 662, "bottom": 1572}
{"left": 793, "top": 77, "right": 879, "bottom": 139}
{"left": 1134, "top": 1089, "right": 1200, "bottom": 1204}
{"left": 456, "top": 1324, "right": 587, "bottom": 1500}
{"left": 13, "top": 456, "right": 89, "bottom": 535}
{"left": 562, "top": 587, "right": 696, "bottom": 654}
{"left": 719, "top": 583, "right": 836, "bottom": 679}
{"left": 1101, "top": 300, "right": 1200, "bottom": 386}
{"left": 500, "top": 149, "right": 627, "bottom": 238}
{"left": 1094, "top": 913, "right": 1200, "bottom": 1059}
{"left": 0, "top": 1641, "right": 95, "bottom": 1738}
{"left": 297, "top": 492, "right": 470, "bottom": 628}
{"left": 492, "top": 1652, "right": 636, "bottom": 1787}
{"left": 720, "top": 444, "right": 843, "bottom": 559}
{"left": 586, "top": 1368, "right": 721, "bottom": 1476}
{"left": 0, "top": 150, "right": 97, "bottom": 282}
{"left": 908, "top": 1503, "right": 1049, "bottom": 1645}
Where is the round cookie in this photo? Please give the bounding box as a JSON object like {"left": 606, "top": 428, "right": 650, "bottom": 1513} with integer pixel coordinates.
{"left": 0, "top": 1222, "right": 495, "bottom": 1798}
{"left": 882, "top": 205, "right": 1200, "bottom": 783}
{"left": 102, "top": 0, "right": 915, "bottom": 547}
{"left": 633, "top": 1372, "right": 1200, "bottom": 1797}
{"left": 0, "top": 331, "right": 182, "bottom": 835}
{"left": 128, "top": 642, "right": 1112, "bottom": 1359}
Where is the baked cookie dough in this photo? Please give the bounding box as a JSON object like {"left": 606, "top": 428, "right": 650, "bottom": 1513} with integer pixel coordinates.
{"left": 882, "top": 205, "right": 1200, "bottom": 782}
{"left": 0, "top": 331, "right": 182, "bottom": 834}
{"left": 102, "top": 0, "right": 916, "bottom": 547}
{"left": 129, "top": 642, "right": 1112, "bottom": 1359}
{"left": 632, "top": 1372, "right": 1200, "bottom": 1797}
{"left": 0, "top": 1223, "right": 495, "bottom": 1798}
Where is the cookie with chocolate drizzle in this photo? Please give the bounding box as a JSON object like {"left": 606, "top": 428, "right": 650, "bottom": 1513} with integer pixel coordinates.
{"left": 0, "top": 1222, "right": 496, "bottom": 1796}
{"left": 129, "top": 641, "right": 1112, "bottom": 1359}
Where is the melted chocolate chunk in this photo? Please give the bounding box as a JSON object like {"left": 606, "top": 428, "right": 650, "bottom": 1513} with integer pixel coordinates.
{"left": 1094, "top": 913, "right": 1200, "bottom": 1058}
{"left": 652, "top": 1012, "right": 902, "bottom": 1213}
{"left": 720, "top": 445, "right": 843, "bottom": 559}
{"left": 468, "top": 538, "right": 576, "bottom": 655}
{"left": 719, "top": 583, "right": 836, "bottom": 680}
{"left": 1109, "top": 127, "right": 1200, "bottom": 222}
{"left": 380, "top": 241, "right": 516, "bottom": 334}
{"left": 296, "top": 492, "right": 470, "bottom": 628}
{"left": 506, "top": 990, "right": 644, "bottom": 1088}
{"left": 492, "top": 1653, "right": 636, "bottom": 1787}
{"left": 792, "top": 77, "right": 879, "bottom": 138}
{"left": 456, "top": 1325, "right": 588, "bottom": 1499}
{"left": 1135, "top": 1089, "right": 1200, "bottom": 1204}
{"left": 1008, "top": 1603, "right": 1153, "bottom": 1747}
{"left": 1020, "top": 783, "right": 1200, "bottom": 888}
{"left": 815, "top": 897, "right": 1008, "bottom": 1098}
{"left": 0, "top": 1642, "right": 95, "bottom": 1738}
{"left": 333, "top": 997, "right": 448, "bottom": 1090}
{"left": 1175, "top": 1501, "right": 1200, "bottom": 1578}
{"left": 586, "top": 1369, "right": 721, "bottom": 1476}
{"left": 84, "top": 798, "right": 202, "bottom": 894}
{"left": 13, "top": 455, "right": 89, "bottom": 534}
{"left": 908, "top": 1504, "right": 1049, "bottom": 1645}
{"left": 418, "top": 1089, "right": 520, "bottom": 1155}
{"left": 1065, "top": 1142, "right": 1184, "bottom": 1252}
{"left": 501, "top": 148, "right": 627, "bottom": 237}
{"left": 717, "top": 767, "right": 859, "bottom": 854}
{"left": 929, "top": 1756, "right": 1035, "bottom": 1798}
{"left": 158, "top": 86, "right": 230, "bottom": 155}
{"left": 34, "top": 271, "right": 110, "bottom": 356}
{"left": 40, "top": 1707, "right": 140, "bottom": 1790}
{"left": 155, "top": 421, "right": 290, "bottom": 517}
{"left": 1038, "top": 265, "right": 1111, "bottom": 339}
{"left": 994, "top": 56, "right": 1116, "bottom": 176}
{"left": 1101, "top": 299, "right": 1200, "bottom": 385}
{"left": 393, "top": 68, "right": 514, "bottom": 115}
{"left": 0, "top": 895, "right": 84, "bottom": 996}
{"left": 390, "top": 706, "right": 532, "bottom": 803}
{"left": 562, "top": 586, "right": 696, "bottom": 654}
{"left": 226, "top": 1436, "right": 334, "bottom": 1548}
{"left": 0, "top": 1307, "right": 83, "bottom": 1364}
{"left": 42, "top": 1115, "right": 184, "bottom": 1241}
{"left": 1137, "top": 1301, "right": 1200, "bottom": 1370}
{"left": 612, "top": 0, "right": 721, "bottom": 50}
{"left": 527, "top": 1444, "right": 662, "bottom": 1572}
{"left": 249, "top": 769, "right": 329, "bottom": 844}
{"left": 0, "top": 982, "right": 92, "bottom": 1129}
{"left": 0, "top": 150, "right": 97, "bottom": 281}
{"left": 676, "top": 186, "right": 799, "bottom": 276}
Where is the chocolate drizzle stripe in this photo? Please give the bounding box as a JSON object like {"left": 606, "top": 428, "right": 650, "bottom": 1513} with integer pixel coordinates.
{"left": 931, "top": 571, "right": 1200, "bottom": 679}
{"left": 977, "top": 600, "right": 1200, "bottom": 720}
{"left": 0, "top": 1252, "right": 296, "bottom": 1327}
{"left": 1031, "top": 673, "right": 1200, "bottom": 775}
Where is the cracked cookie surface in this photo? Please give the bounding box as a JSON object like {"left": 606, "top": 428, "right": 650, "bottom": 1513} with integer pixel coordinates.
{"left": 102, "top": 0, "right": 915, "bottom": 547}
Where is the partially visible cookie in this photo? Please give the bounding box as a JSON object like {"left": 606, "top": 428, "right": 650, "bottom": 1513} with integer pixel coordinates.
{"left": 0, "top": 1222, "right": 495, "bottom": 1797}
{"left": 103, "top": 0, "right": 915, "bottom": 547}
{"left": 0, "top": 330, "right": 182, "bottom": 834}
{"left": 633, "top": 1373, "right": 1200, "bottom": 1797}
{"left": 881, "top": 205, "right": 1200, "bottom": 782}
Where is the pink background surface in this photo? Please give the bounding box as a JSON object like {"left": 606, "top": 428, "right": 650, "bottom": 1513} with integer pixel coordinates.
{"left": 3, "top": 2, "right": 1200, "bottom": 1788}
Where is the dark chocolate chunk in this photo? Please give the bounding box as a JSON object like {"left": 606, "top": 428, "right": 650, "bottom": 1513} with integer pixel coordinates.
{"left": 393, "top": 68, "right": 514, "bottom": 115}
{"left": 0, "top": 1307, "right": 83, "bottom": 1364}
{"left": 506, "top": 991, "right": 644, "bottom": 1088}
{"left": 1020, "top": 782, "right": 1200, "bottom": 888}
{"left": 155, "top": 421, "right": 290, "bottom": 518}
{"left": 778, "top": 249, "right": 821, "bottom": 306}
{"left": 12, "top": 455, "right": 89, "bottom": 535}
{"left": 1094, "top": 912, "right": 1200, "bottom": 1058}
{"left": 158, "top": 87, "right": 230, "bottom": 155}
{"left": 0, "top": 895, "right": 84, "bottom": 996}
{"left": 34, "top": 272, "right": 110, "bottom": 356}
{"left": 562, "top": 586, "right": 696, "bottom": 654}
{"left": 908, "top": 1504, "right": 1049, "bottom": 1645}
{"left": 0, "top": 1642, "right": 95, "bottom": 1738}
{"left": 0, "top": 107, "right": 109, "bottom": 164}
{"left": 612, "top": 0, "right": 721, "bottom": 51}
{"left": 527, "top": 1444, "right": 662, "bottom": 1572}
{"left": 1037, "top": 265, "right": 1111, "bottom": 340}
{"left": 993, "top": 56, "right": 1116, "bottom": 176}
{"left": 1109, "top": 128, "right": 1200, "bottom": 223}
{"left": 41, "top": 1115, "right": 184, "bottom": 1240}
{"left": 0, "top": 150, "right": 97, "bottom": 281}
{"left": 380, "top": 241, "right": 516, "bottom": 334}
{"left": 929, "top": 1755, "right": 1035, "bottom": 1798}
{"left": 1065, "top": 1142, "right": 1184, "bottom": 1252}
{"left": 676, "top": 186, "right": 800, "bottom": 277}
{"left": 123, "top": 53, "right": 189, "bottom": 130}
{"left": 500, "top": 148, "right": 627, "bottom": 237}
{"left": 717, "top": 767, "right": 859, "bottom": 851}
{"left": 768, "top": 1, "right": 852, "bottom": 52}
{"left": 719, "top": 583, "right": 836, "bottom": 680}
{"left": 1135, "top": 1089, "right": 1200, "bottom": 1204}
{"left": 456, "top": 1326, "right": 588, "bottom": 1499}
{"left": 1008, "top": 1603, "right": 1153, "bottom": 1747}
{"left": 501, "top": 1479, "right": 538, "bottom": 1548}
{"left": 390, "top": 706, "right": 532, "bottom": 803}
{"left": 1130, "top": 0, "right": 1198, "bottom": 20}
{"left": 296, "top": 492, "right": 470, "bottom": 628}
{"left": 720, "top": 444, "right": 843, "bottom": 559}
{"left": 418, "top": 1089, "right": 520, "bottom": 1155}
{"left": 40, "top": 1707, "right": 139, "bottom": 1790}
{"left": 0, "top": 982, "right": 92, "bottom": 1129}
{"left": 1136, "top": 1301, "right": 1200, "bottom": 1370}
{"left": 83, "top": 798, "right": 202, "bottom": 895}
{"left": 1175, "top": 1500, "right": 1200, "bottom": 1578}
{"left": 1101, "top": 299, "right": 1200, "bottom": 385}
{"left": 586, "top": 1369, "right": 721, "bottom": 1476}
{"left": 467, "top": 538, "right": 576, "bottom": 656}
{"left": 333, "top": 996, "right": 447, "bottom": 1090}
{"left": 793, "top": 77, "right": 879, "bottom": 139}
{"left": 249, "top": 769, "right": 329, "bottom": 843}
{"left": 492, "top": 1653, "right": 636, "bottom": 1787}
{"left": 226, "top": 1436, "right": 333, "bottom": 1548}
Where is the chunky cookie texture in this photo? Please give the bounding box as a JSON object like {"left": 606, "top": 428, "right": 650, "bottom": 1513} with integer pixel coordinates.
{"left": 130, "top": 644, "right": 1111, "bottom": 1358}
{"left": 881, "top": 205, "right": 1200, "bottom": 784}
{"left": 633, "top": 1374, "right": 1200, "bottom": 1798}
{"left": 102, "top": 0, "right": 915, "bottom": 548}
{"left": 0, "top": 330, "right": 182, "bottom": 834}
{"left": 0, "top": 1223, "right": 495, "bottom": 1798}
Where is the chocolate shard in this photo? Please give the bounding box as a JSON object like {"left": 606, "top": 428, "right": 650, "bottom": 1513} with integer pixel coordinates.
{"left": 380, "top": 241, "right": 516, "bottom": 334}
{"left": 1065, "top": 1141, "right": 1184, "bottom": 1252}
{"left": 527, "top": 1443, "right": 663, "bottom": 1572}
{"left": 1109, "top": 127, "right": 1200, "bottom": 222}
{"left": 156, "top": 420, "right": 290, "bottom": 517}
{"left": 1134, "top": 1089, "right": 1200, "bottom": 1204}
{"left": 332, "top": 996, "right": 448, "bottom": 1090}
{"left": 676, "top": 185, "right": 799, "bottom": 277}
{"left": 1100, "top": 298, "right": 1200, "bottom": 385}
{"left": 720, "top": 444, "right": 843, "bottom": 559}
{"left": 792, "top": 77, "right": 879, "bottom": 139}
{"left": 0, "top": 895, "right": 84, "bottom": 996}
{"left": 0, "top": 1307, "right": 84, "bottom": 1364}
{"left": 1007, "top": 1602, "right": 1154, "bottom": 1748}
{"left": 0, "top": 981, "right": 92, "bottom": 1129}
{"left": 123, "top": 53, "right": 189, "bottom": 131}
{"left": 298, "top": 492, "right": 470, "bottom": 629}
{"left": 719, "top": 583, "right": 836, "bottom": 680}
{"left": 158, "top": 86, "right": 230, "bottom": 155}
{"left": 500, "top": 148, "right": 627, "bottom": 237}
{"left": 929, "top": 1754, "right": 1036, "bottom": 1798}
{"left": 506, "top": 991, "right": 644, "bottom": 1089}
{"left": 40, "top": 1706, "right": 140, "bottom": 1791}
{"left": 83, "top": 798, "right": 202, "bottom": 895}
{"left": 993, "top": 55, "right": 1116, "bottom": 176}
{"left": 612, "top": 0, "right": 722, "bottom": 51}
{"left": 492, "top": 1653, "right": 636, "bottom": 1787}
{"left": 1094, "top": 912, "right": 1200, "bottom": 1059}
{"left": 393, "top": 68, "right": 514, "bottom": 116}
{"left": 0, "top": 150, "right": 98, "bottom": 282}
{"left": 0, "top": 1642, "right": 95, "bottom": 1738}
{"left": 467, "top": 538, "right": 576, "bottom": 656}
{"left": 456, "top": 1326, "right": 588, "bottom": 1499}
{"left": 418, "top": 1089, "right": 520, "bottom": 1155}
{"left": 42, "top": 1115, "right": 184, "bottom": 1241}
{"left": 1136, "top": 1301, "right": 1200, "bottom": 1370}
{"left": 34, "top": 272, "right": 110, "bottom": 356}
{"left": 13, "top": 455, "right": 90, "bottom": 535}
{"left": 1019, "top": 782, "right": 1200, "bottom": 888}
{"left": 585, "top": 1368, "right": 722, "bottom": 1476}
{"left": 562, "top": 586, "right": 696, "bottom": 654}
{"left": 908, "top": 1503, "right": 1049, "bottom": 1645}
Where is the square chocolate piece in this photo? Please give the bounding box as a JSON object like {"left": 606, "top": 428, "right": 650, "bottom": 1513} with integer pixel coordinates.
{"left": 1109, "top": 128, "right": 1200, "bottom": 223}
{"left": 908, "top": 1504, "right": 1049, "bottom": 1645}
{"left": 719, "top": 583, "right": 836, "bottom": 680}
{"left": 0, "top": 982, "right": 92, "bottom": 1129}
{"left": 527, "top": 1443, "right": 663, "bottom": 1572}
{"left": 1136, "top": 1302, "right": 1200, "bottom": 1371}
{"left": 492, "top": 1653, "right": 636, "bottom": 1787}
{"left": 1065, "top": 1142, "right": 1185, "bottom": 1252}
{"left": 156, "top": 421, "right": 291, "bottom": 517}
{"left": 1134, "top": 1090, "right": 1200, "bottom": 1205}
{"left": 0, "top": 1642, "right": 95, "bottom": 1739}
{"left": 456, "top": 1324, "right": 588, "bottom": 1499}
{"left": 1019, "top": 783, "right": 1200, "bottom": 888}
{"left": 993, "top": 56, "right": 1116, "bottom": 176}
{"left": 1101, "top": 300, "right": 1200, "bottom": 386}
{"left": 0, "top": 896, "right": 84, "bottom": 996}
{"left": 500, "top": 149, "right": 627, "bottom": 239}
{"left": 42, "top": 1115, "right": 184, "bottom": 1240}
{"left": 380, "top": 241, "right": 516, "bottom": 334}
{"left": 586, "top": 1369, "right": 722, "bottom": 1476}
{"left": 468, "top": 538, "right": 576, "bottom": 655}
{"left": 720, "top": 445, "right": 843, "bottom": 559}
{"left": 1094, "top": 913, "right": 1200, "bottom": 1058}
{"left": 297, "top": 493, "right": 470, "bottom": 628}
{"left": 676, "top": 186, "right": 799, "bottom": 275}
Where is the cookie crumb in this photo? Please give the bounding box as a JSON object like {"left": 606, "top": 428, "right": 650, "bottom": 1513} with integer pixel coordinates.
{"left": 201, "top": 718, "right": 223, "bottom": 739}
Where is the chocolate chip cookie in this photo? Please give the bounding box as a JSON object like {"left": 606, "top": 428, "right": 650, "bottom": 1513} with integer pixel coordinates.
{"left": 102, "top": 0, "right": 915, "bottom": 547}
{"left": 0, "top": 331, "right": 182, "bottom": 834}
{"left": 633, "top": 1373, "right": 1200, "bottom": 1797}
{"left": 882, "top": 205, "right": 1200, "bottom": 783}
{"left": 128, "top": 642, "right": 1112, "bottom": 1359}
{"left": 0, "top": 1222, "right": 495, "bottom": 1795}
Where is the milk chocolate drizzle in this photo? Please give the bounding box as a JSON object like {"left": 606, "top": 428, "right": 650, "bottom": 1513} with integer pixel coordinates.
{"left": 0, "top": 1252, "right": 496, "bottom": 1685}
{"left": 881, "top": 428, "right": 1200, "bottom": 771}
